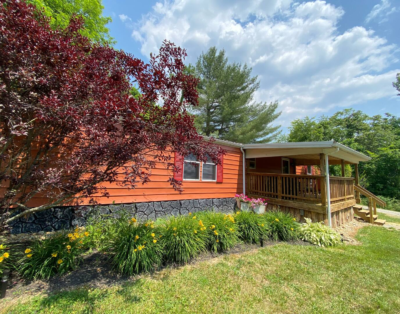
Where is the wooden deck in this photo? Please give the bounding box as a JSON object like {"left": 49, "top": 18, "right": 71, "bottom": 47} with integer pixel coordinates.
{"left": 246, "top": 172, "right": 356, "bottom": 225}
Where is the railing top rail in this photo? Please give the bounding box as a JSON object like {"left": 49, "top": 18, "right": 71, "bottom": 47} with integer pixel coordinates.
{"left": 247, "top": 172, "right": 325, "bottom": 179}
{"left": 329, "top": 177, "right": 355, "bottom": 181}
{"left": 247, "top": 172, "right": 354, "bottom": 181}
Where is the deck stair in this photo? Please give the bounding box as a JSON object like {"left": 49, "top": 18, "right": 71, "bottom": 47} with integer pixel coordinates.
{"left": 353, "top": 205, "right": 385, "bottom": 225}
{"left": 354, "top": 185, "right": 386, "bottom": 225}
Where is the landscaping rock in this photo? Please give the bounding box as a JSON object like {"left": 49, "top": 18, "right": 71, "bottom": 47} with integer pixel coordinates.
{"left": 9, "top": 197, "right": 238, "bottom": 234}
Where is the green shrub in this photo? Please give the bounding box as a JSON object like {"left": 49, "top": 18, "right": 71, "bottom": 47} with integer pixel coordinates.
{"left": 264, "top": 211, "right": 299, "bottom": 241}
{"left": 84, "top": 213, "right": 129, "bottom": 251}
{"left": 235, "top": 211, "right": 269, "bottom": 244}
{"left": 299, "top": 218, "right": 342, "bottom": 247}
{"left": 361, "top": 195, "right": 400, "bottom": 212}
{"left": 196, "top": 211, "right": 239, "bottom": 253}
{"left": 111, "top": 218, "right": 163, "bottom": 275}
{"left": 0, "top": 243, "right": 15, "bottom": 276}
{"left": 161, "top": 214, "right": 208, "bottom": 264}
{"left": 18, "top": 228, "right": 88, "bottom": 279}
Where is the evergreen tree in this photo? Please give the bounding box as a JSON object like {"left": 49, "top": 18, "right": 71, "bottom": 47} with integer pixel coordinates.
{"left": 190, "top": 47, "right": 281, "bottom": 143}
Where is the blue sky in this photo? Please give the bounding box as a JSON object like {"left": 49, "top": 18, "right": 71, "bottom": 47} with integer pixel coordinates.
{"left": 102, "top": 0, "right": 400, "bottom": 130}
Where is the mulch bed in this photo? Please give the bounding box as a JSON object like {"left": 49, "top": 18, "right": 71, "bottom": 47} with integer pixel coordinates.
{"left": 2, "top": 219, "right": 368, "bottom": 301}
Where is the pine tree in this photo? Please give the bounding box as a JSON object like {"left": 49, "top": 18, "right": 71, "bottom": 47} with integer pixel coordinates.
{"left": 190, "top": 47, "right": 281, "bottom": 143}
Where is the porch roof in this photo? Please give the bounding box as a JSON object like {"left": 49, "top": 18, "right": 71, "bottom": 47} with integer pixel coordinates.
{"left": 242, "top": 141, "right": 370, "bottom": 165}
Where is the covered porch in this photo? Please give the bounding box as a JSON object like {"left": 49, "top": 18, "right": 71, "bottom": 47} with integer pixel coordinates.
{"left": 242, "top": 141, "right": 370, "bottom": 227}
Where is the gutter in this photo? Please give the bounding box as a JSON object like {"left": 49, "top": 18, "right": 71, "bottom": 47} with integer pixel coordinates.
{"left": 240, "top": 147, "right": 246, "bottom": 195}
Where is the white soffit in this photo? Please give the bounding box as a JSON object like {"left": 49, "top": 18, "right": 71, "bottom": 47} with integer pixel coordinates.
{"left": 243, "top": 141, "right": 370, "bottom": 164}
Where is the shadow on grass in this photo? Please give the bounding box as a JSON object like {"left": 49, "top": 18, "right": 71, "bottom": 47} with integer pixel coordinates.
{"left": 37, "top": 280, "right": 144, "bottom": 312}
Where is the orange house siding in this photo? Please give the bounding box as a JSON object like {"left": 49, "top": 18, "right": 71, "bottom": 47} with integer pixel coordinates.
{"left": 81, "top": 144, "right": 243, "bottom": 205}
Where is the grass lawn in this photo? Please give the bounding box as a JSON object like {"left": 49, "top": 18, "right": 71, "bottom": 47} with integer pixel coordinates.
{"left": 378, "top": 212, "right": 400, "bottom": 224}
{"left": 3, "top": 226, "right": 400, "bottom": 314}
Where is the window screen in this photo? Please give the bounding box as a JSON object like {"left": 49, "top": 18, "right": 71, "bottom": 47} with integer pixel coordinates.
{"left": 202, "top": 155, "right": 216, "bottom": 181}
{"left": 183, "top": 154, "right": 200, "bottom": 180}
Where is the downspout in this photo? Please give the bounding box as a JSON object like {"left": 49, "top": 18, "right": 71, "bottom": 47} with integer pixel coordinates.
{"left": 240, "top": 147, "right": 246, "bottom": 195}
{"left": 325, "top": 148, "right": 339, "bottom": 227}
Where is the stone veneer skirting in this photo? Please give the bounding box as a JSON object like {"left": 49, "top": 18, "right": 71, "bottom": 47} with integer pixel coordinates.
{"left": 9, "top": 198, "right": 237, "bottom": 234}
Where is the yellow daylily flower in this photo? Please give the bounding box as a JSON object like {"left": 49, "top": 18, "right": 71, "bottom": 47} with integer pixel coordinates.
{"left": 3, "top": 252, "right": 9, "bottom": 258}
{"left": 25, "top": 248, "right": 32, "bottom": 254}
{"left": 57, "top": 259, "right": 63, "bottom": 264}
{"left": 0, "top": 257, "right": 3, "bottom": 263}
{"left": 151, "top": 233, "right": 155, "bottom": 237}
{"left": 27, "top": 254, "right": 33, "bottom": 258}
{"left": 84, "top": 232, "right": 89, "bottom": 237}
{"left": 66, "top": 245, "right": 71, "bottom": 250}
{"left": 153, "top": 240, "right": 157, "bottom": 244}
{"left": 52, "top": 253, "right": 58, "bottom": 257}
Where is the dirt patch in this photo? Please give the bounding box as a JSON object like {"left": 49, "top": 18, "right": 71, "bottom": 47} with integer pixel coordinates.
{"left": 334, "top": 218, "right": 371, "bottom": 245}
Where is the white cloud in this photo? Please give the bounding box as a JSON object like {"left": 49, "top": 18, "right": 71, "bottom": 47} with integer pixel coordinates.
{"left": 132, "top": 0, "right": 399, "bottom": 126}
{"left": 119, "top": 14, "right": 134, "bottom": 28}
{"left": 365, "top": 0, "right": 397, "bottom": 24}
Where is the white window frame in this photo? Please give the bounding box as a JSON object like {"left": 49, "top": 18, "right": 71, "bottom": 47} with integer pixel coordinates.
{"left": 202, "top": 161, "right": 217, "bottom": 182}
{"left": 183, "top": 155, "right": 201, "bottom": 181}
{"left": 307, "top": 165, "right": 312, "bottom": 175}
{"left": 282, "top": 158, "right": 291, "bottom": 174}
{"left": 249, "top": 158, "right": 256, "bottom": 169}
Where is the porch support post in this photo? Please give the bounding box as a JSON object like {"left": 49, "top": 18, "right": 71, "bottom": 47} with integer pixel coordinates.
{"left": 325, "top": 154, "right": 332, "bottom": 227}
{"left": 320, "top": 154, "right": 327, "bottom": 224}
{"left": 354, "top": 164, "right": 360, "bottom": 203}
{"left": 341, "top": 159, "right": 345, "bottom": 177}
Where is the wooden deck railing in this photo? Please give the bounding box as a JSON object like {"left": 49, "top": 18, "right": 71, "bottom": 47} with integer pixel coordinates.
{"left": 354, "top": 185, "right": 386, "bottom": 223}
{"left": 247, "top": 173, "right": 355, "bottom": 205}
{"left": 329, "top": 177, "right": 355, "bottom": 204}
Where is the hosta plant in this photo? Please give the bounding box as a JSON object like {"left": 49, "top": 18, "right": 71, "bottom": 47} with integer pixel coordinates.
{"left": 264, "top": 211, "right": 299, "bottom": 241}
{"left": 161, "top": 214, "right": 208, "bottom": 264}
{"left": 299, "top": 218, "right": 342, "bottom": 247}
{"left": 196, "top": 211, "right": 239, "bottom": 253}
{"left": 111, "top": 218, "right": 163, "bottom": 275}
{"left": 235, "top": 211, "right": 269, "bottom": 243}
{"left": 18, "top": 228, "right": 88, "bottom": 279}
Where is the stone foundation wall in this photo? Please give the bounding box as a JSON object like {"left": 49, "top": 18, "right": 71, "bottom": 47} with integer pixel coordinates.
{"left": 9, "top": 198, "right": 237, "bottom": 234}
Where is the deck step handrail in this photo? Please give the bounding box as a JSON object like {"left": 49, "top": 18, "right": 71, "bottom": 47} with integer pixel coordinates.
{"left": 354, "top": 185, "right": 386, "bottom": 207}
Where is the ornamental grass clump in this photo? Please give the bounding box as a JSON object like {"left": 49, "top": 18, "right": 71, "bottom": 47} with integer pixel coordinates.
{"left": 235, "top": 211, "right": 269, "bottom": 243}
{"left": 299, "top": 218, "right": 342, "bottom": 247}
{"left": 18, "top": 228, "right": 88, "bottom": 279}
{"left": 84, "top": 213, "right": 129, "bottom": 251}
{"left": 264, "top": 211, "right": 299, "bottom": 241}
{"left": 111, "top": 218, "right": 163, "bottom": 275}
{"left": 196, "top": 211, "right": 239, "bottom": 253}
{"left": 161, "top": 214, "right": 208, "bottom": 264}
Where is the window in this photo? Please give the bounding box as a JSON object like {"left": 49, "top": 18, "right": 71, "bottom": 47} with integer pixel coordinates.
{"left": 249, "top": 158, "right": 256, "bottom": 169}
{"left": 282, "top": 158, "right": 290, "bottom": 174}
{"left": 183, "top": 154, "right": 200, "bottom": 180}
{"left": 307, "top": 165, "right": 312, "bottom": 175}
{"left": 202, "top": 155, "right": 217, "bottom": 181}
